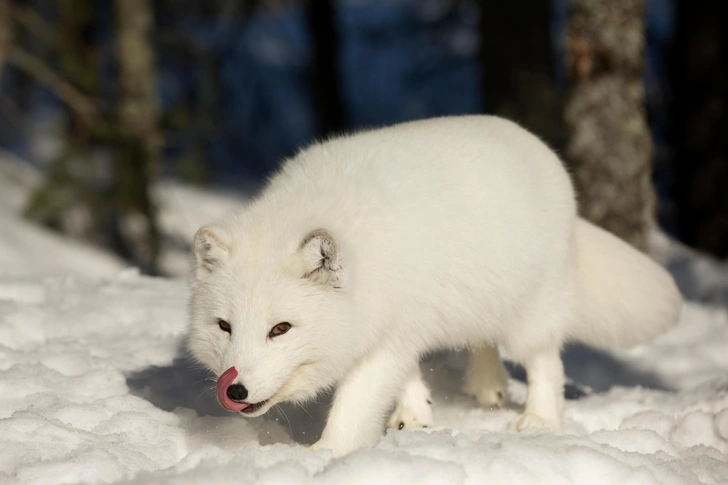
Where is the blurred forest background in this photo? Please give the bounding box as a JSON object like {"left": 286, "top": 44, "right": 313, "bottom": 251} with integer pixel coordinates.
{"left": 0, "top": 0, "right": 725, "bottom": 276}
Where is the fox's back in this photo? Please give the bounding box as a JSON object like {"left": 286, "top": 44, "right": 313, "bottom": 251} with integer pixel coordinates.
{"left": 236, "top": 116, "right": 577, "bottom": 343}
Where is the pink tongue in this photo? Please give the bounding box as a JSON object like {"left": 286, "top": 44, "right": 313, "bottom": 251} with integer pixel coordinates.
{"left": 216, "top": 366, "right": 250, "bottom": 412}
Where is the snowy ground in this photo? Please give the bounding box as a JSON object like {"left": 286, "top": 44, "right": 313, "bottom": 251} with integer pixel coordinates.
{"left": 0, "top": 153, "right": 245, "bottom": 279}
{"left": 0, "top": 155, "right": 126, "bottom": 280}
{"left": 1, "top": 158, "right": 728, "bottom": 484}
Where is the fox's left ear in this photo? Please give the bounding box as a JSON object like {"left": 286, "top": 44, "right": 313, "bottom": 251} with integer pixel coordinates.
{"left": 297, "top": 229, "right": 343, "bottom": 287}
{"left": 193, "top": 226, "right": 229, "bottom": 274}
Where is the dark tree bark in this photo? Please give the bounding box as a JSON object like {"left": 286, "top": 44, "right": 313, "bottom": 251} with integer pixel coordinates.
{"left": 565, "top": 0, "right": 654, "bottom": 251}
{"left": 671, "top": 0, "right": 728, "bottom": 258}
{"left": 478, "top": 0, "right": 563, "bottom": 148}
{"left": 114, "top": 0, "right": 162, "bottom": 273}
{"left": 0, "top": 0, "right": 10, "bottom": 82}
{"left": 24, "top": 0, "right": 100, "bottom": 238}
{"left": 306, "top": 0, "right": 345, "bottom": 138}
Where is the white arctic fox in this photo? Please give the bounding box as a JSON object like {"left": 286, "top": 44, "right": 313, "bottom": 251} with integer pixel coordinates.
{"left": 187, "top": 116, "right": 682, "bottom": 456}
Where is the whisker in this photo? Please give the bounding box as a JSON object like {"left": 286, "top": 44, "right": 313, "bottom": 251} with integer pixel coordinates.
{"left": 275, "top": 404, "right": 293, "bottom": 436}
{"left": 296, "top": 402, "right": 313, "bottom": 420}
{"left": 192, "top": 376, "right": 217, "bottom": 386}
{"left": 195, "top": 386, "right": 217, "bottom": 403}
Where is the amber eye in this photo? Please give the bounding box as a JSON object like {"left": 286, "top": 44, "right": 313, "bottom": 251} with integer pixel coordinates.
{"left": 269, "top": 322, "right": 292, "bottom": 338}
{"left": 218, "top": 319, "right": 231, "bottom": 334}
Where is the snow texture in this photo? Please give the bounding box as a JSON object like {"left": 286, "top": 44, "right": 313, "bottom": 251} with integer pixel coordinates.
{"left": 0, "top": 156, "right": 126, "bottom": 279}
{"left": 0, "top": 271, "right": 726, "bottom": 485}
{"left": 1, "top": 159, "right": 727, "bottom": 484}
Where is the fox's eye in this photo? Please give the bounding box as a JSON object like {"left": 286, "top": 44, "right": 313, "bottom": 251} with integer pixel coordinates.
{"left": 269, "top": 322, "right": 292, "bottom": 338}
{"left": 218, "top": 319, "right": 231, "bottom": 334}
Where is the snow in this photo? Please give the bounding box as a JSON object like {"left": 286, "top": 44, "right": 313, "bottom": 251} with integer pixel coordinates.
{"left": 0, "top": 151, "right": 246, "bottom": 279}
{"left": 1, "top": 157, "right": 728, "bottom": 484}
{"left": 0, "top": 156, "right": 127, "bottom": 280}
{"left": 153, "top": 180, "right": 248, "bottom": 276}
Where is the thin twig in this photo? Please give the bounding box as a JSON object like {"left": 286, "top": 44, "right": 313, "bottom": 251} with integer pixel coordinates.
{"left": 8, "top": 45, "right": 98, "bottom": 126}
{"left": 0, "top": 91, "right": 30, "bottom": 131}
{"left": 13, "top": 4, "right": 58, "bottom": 48}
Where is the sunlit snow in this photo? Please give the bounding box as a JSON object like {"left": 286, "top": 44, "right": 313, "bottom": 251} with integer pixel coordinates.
{"left": 1, "top": 158, "right": 726, "bottom": 484}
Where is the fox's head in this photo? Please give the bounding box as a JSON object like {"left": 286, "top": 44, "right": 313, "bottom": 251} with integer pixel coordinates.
{"left": 187, "top": 224, "right": 355, "bottom": 417}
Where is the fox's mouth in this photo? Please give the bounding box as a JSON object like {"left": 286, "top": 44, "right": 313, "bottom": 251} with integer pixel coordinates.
{"left": 216, "top": 367, "right": 274, "bottom": 416}
{"left": 239, "top": 399, "right": 268, "bottom": 414}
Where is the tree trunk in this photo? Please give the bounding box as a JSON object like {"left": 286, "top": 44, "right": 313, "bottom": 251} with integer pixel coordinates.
{"left": 114, "top": 0, "right": 162, "bottom": 273}
{"left": 306, "top": 0, "right": 345, "bottom": 137}
{"left": 24, "top": 0, "right": 99, "bottom": 237}
{"left": 478, "top": 0, "right": 563, "bottom": 148}
{"left": 671, "top": 0, "right": 728, "bottom": 258}
{"left": 0, "top": 0, "right": 10, "bottom": 82}
{"left": 564, "top": 0, "right": 654, "bottom": 251}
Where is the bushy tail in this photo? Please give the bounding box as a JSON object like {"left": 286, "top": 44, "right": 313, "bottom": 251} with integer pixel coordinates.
{"left": 568, "top": 219, "right": 682, "bottom": 349}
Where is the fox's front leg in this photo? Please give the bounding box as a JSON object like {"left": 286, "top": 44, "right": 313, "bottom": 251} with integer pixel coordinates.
{"left": 312, "top": 348, "right": 413, "bottom": 456}
{"left": 387, "top": 365, "right": 433, "bottom": 430}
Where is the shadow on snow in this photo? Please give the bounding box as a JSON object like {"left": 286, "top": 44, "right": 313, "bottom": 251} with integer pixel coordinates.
{"left": 125, "top": 338, "right": 671, "bottom": 447}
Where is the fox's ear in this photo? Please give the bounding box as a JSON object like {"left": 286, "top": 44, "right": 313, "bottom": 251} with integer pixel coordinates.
{"left": 193, "top": 226, "right": 229, "bottom": 273}
{"left": 297, "top": 229, "right": 343, "bottom": 286}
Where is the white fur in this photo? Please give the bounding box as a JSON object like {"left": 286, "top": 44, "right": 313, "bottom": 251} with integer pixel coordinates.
{"left": 463, "top": 343, "right": 509, "bottom": 410}
{"left": 187, "top": 115, "right": 682, "bottom": 456}
{"left": 387, "top": 366, "right": 434, "bottom": 431}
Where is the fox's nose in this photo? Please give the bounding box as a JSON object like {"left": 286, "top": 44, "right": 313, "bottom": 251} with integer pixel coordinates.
{"left": 226, "top": 383, "right": 248, "bottom": 402}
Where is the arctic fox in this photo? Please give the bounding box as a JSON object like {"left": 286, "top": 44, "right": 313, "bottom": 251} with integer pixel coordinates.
{"left": 187, "top": 116, "right": 682, "bottom": 456}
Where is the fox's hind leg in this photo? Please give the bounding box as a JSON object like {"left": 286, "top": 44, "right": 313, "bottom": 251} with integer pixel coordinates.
{"left": 505, "top": 264, "right": 573, "bottom": 433}
{"left": 387, "top": 365, "right": 433, "bottom": 431}
{"left": 512, "top": 347, "right": 564, "bottom": 433}
{"left": 462, "top": 343, "right": 509, "bottom": 410}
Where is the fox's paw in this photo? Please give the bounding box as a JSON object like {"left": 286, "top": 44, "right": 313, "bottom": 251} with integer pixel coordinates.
{"left": 387, "top": 400, "right": 434, "bottom": 430}
{"left": 462, "top": 372, "right": 508, "bottom": 410}
{"left": 512, "top": 412, "right": 561, "bottom": 433}
{"left": 388, "top": 367, "right": 434, "bottom": 431}
{"left": 308, "top": 440, "right": 347, "bottom": 457}
{"left": 388, "top": 377, "right": 434, "bottom": 431}
{"left": 463, "top": 345, "right": 509, "bottom": 411}
{"left": 464, "top": 383, "right": 506, "bottom": 410}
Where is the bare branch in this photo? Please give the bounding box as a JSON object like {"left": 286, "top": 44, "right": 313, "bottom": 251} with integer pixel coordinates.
{"left": 0, "top": 0, "right": 11, "bottom": 82}
{"left": 0, "top": 90, "right": 30, "bottom": 131}
{"left": 7, "top": 45, "right": 98, "bottom": 126}
{"left": 13, "top": 4, "right": 59, "bottom": 48}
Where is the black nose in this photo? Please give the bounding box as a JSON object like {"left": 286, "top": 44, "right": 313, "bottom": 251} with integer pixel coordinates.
{"left": 227, "top": 383, "right": 248, "bottom": 402}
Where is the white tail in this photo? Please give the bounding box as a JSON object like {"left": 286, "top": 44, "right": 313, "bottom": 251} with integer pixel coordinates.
{"left": 569, "top": 219, "right": 682, "bottom": 349}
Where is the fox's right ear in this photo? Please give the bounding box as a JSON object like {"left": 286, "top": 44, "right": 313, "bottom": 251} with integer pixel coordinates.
{"left": 296, "top": 228, "right": 343, "bottom": 287}
{"left": 193, "top": 226, "right": 229, "bottom": 274}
